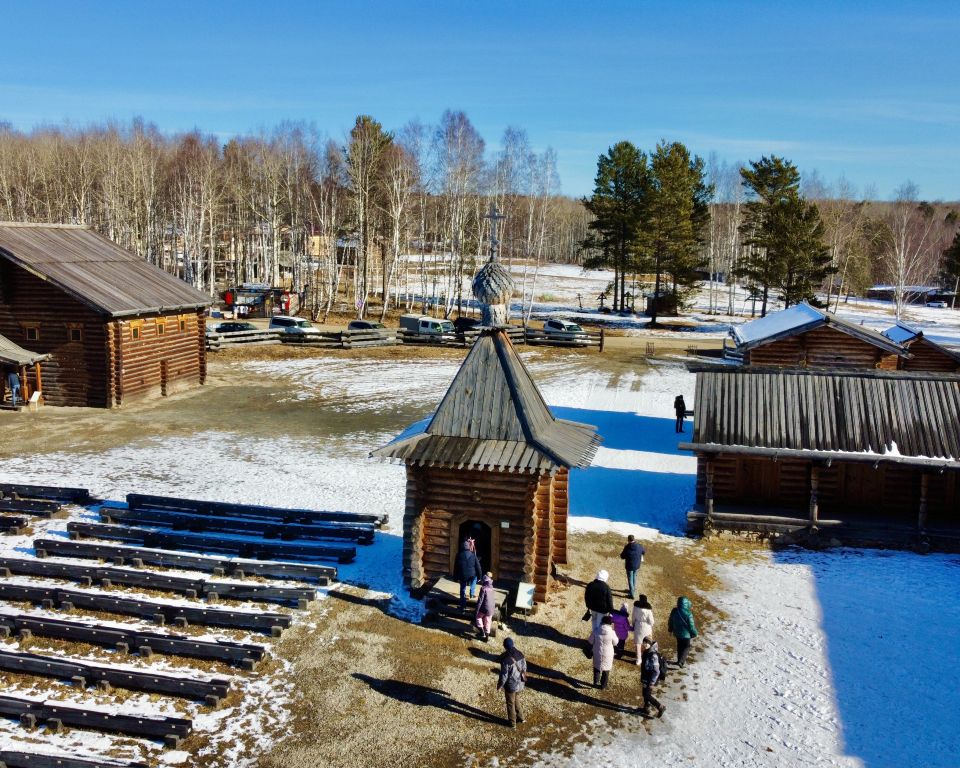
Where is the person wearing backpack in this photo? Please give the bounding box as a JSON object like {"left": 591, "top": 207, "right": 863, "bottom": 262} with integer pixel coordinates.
{"left": 638, "top": 636, "right": 666, "bottom": 718}
{"left": 497, "top": 637, "right": 528, "bottom": 727}
{"left": 668, "top": 596, "right": 698, "bottom": 667}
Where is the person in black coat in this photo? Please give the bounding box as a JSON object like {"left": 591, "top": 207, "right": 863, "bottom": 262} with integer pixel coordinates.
{"left": 619, "top": 534, "right": 645, "bottom": 599}
{"left": 584, "top": 569, "right": 614, "bottom": 632}
{"left": 674, "top": 394, "right": 687, "bottom": 433}
{"left": 454, "top": 541, "right": 482, "bottom": 610}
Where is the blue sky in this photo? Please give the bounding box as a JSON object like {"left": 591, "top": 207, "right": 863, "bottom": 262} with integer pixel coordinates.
{"left": 1, "top": 1, "right": 958, "bottom": 200}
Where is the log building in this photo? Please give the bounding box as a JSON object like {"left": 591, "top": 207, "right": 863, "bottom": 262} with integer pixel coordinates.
{"left": 373, "top": 213, "right": 599, "bottom": 602}
{"left": 0, "top": 223, "right": 211, "bottom": 407}
{"left": 882, "top": 321, "right": 960, "bottom": 373}
{"left": 681, "top": 366, "right": 960, "bottom": 548}
{"left": 0, "top": 332, "right": 48, "bottom": 408}
{"left": 732, "top": 302, "right": 908, "bottom": 370}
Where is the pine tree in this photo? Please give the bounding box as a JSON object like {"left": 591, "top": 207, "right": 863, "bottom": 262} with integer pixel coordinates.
{"left": 582, "top": 142, "right": 649, "bottom": 311}
{"left": 771, "top": 196, "right": 833, "bottom": 307}
{"left": 642, "top": 141, "right": 712, "bottom": 324}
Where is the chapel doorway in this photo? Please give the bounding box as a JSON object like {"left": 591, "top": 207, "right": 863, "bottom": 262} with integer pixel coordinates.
{"left": 457, "top": 519, "right": 493, "bottom": 577}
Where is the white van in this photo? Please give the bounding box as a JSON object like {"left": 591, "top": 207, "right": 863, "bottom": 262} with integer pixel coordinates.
{"left": 269, "top": 316, "right": 320, "bottom": 336}
{"left": 399, "top": 314, "right": 456, "bottom": 338}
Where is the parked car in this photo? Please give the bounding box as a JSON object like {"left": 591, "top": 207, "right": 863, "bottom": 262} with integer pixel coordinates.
{"left": 210, "top": 321, "right": 258, "bottom": 334}
{"left": 347, "top": 320, "right": 387, "bottom": 331}
{"left": 543, "top": 318, "right": 590, "bottom": 345}
{"left": 926, "top": 301, "right": 949, "bottom": 309}
{"left": 269, "top": 316, "right": 320, "bottom": 336}
{"left": 399, "top": 313, "right": 456, "bottom": 339}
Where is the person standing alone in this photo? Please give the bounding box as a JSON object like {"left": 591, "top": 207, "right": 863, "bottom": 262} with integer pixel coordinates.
{"left": 619, "top": 534, "right": 645, "bottom": 598}
{"left": 674, "top": 394, "right": 687, "bottom": 433}
{"left": 497, "top": 637, "right": 527, "bottom": 727}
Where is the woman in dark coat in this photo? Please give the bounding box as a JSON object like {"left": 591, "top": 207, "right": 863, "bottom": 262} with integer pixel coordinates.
{"left": 674, "top": 395, "right": 687, "bottom": 433}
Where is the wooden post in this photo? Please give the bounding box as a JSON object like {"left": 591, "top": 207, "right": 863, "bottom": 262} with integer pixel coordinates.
{"left": 809, "top": 464, "right": 820, "bottom": 529}
{"left": 705, "top": 457, "right": 715, "bottom": 520}
{"left": 599, "top": 327, "right": 605, "bottom": 353}
{"left": 19, "top": 365, "right": 29, "bottom": 401}
{"left": 34, "top": 362, "right": 43, "bottom": 400}
{"left": 918, "top": 473, "right": 929, "bottom": 532}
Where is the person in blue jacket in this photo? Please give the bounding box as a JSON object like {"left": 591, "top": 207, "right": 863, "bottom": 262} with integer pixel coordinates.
{"left": 619, "top": 534, "right": 645, "bottom": 598}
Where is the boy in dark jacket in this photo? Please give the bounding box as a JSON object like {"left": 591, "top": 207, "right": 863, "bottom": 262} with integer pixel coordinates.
{"left": 639, "top": 637, "right": 666, "bottom": 718}
{"left": 667, "top": 596, "right": 698, "bottom": 667}
{"left": 619, "top": 534, "right": 645, "bottom": 598}
{"left": 454, "top": 541, "right": 482, "bottom": 610}
{"left": 497, "top": 638, "right": 528, "bottom": 727}
{"left": 674, "top": 394, "right": 687, "bottom": 433}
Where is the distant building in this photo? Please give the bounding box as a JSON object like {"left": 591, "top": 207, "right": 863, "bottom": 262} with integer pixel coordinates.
{"left": 731, "top": 302, "right": 908, "bottom": 369}
{"left": 882, "top": 322, "right": 960, "bottom": 373}
{"left": 0, "top": 223, "right": 211, "bottom": 408}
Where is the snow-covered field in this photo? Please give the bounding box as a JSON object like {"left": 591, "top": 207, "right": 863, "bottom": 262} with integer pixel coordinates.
{"left": 0, "top": 268, "right": 958, "bottom": 766}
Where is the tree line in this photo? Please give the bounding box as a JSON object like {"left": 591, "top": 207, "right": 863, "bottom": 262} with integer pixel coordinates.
{"left": 584, "top": 143, "right": 959, "bottom": 320}
{"left": 0, "top": 115, "right": 592, "bottom": 320}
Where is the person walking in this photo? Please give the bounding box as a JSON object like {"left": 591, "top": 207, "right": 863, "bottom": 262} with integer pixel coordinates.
{"left": 631, "top": 594, "right": 655, "bottom": 665}
{"left": 589, "top": 615, "right": 617, "bottom": 689}
{"left": 454, "top": 541, "right": 482, "bottom": 611}
{"left": 5, "top": 370, "right": 21, "bottom": 408}
{"left": 611, "top": 603, "right": 631, "bottom": 660}
{"left": 496, "top": 637, "right": 527, "bottom": 727}
{"left": 668, "top": 596, "right": 698, "bottom": 667}
{"left": 619, "top": 534, "right": 645, "bottom": 598}
{"left": 639, "top": 636, "right": 666, "bottom": 718}
{"left": 475, "top": 574, "right": 496, "bottom": 641}
{"left": 584, "top": 570, "right": 614, "bottom": 633}
{"left": 674, "top": 394, "right": 687, "bottom": 433}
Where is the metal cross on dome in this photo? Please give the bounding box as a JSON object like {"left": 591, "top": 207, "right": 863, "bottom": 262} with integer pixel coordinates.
{"left": 484, "top": 203, "right": 506, "bottom": 262}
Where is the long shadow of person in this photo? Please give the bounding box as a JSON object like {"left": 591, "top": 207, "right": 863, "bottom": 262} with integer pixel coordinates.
{"left": 352, "top": 673, "right": 505, "bottom": 725}
{"left": 467, "top": 648, "right": 638, "bottom": 716}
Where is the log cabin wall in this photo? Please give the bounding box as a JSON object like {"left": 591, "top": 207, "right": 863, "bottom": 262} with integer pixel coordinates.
{"left": 403, "top": 465, "right": 561, "bottom": 595}
{"left": 696, "top": 454, "right": 959, "bottom": 523}
{"left": 747, "top": 325, "right": 899, "bottom": 369}
{"left": 0, "top": 260, "right": 110, "bottom": 407}
{"left": 113, "top": 311, "right": 206, "bottom": 405}
{"left": 900, "top": 339, "right": 960, "bottom": 373}
{"left": 551, "top": 467, "right": 569, "bottom": 565}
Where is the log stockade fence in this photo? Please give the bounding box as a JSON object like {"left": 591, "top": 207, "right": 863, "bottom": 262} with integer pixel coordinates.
{"left": 0, "top": 483, "right": 382, "bottom": 761}
{"left": 206, "top": 324, "right": 604, "bottom": 351}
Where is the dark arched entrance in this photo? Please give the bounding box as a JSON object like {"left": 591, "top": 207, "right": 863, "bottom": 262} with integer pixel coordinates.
{"left": 458, "top": 519, "right": 493, "bottom": 576}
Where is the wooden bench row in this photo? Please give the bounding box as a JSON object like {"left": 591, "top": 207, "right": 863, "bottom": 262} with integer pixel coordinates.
{"left": 0, "top": 611, "right": 265, "bottom": 668}
{"left": 0, "top": 583, "right": 292, "bottom": 635}
{"left": 127, "top": 492, "right": 387, "bottom": 527}
{"left": 0, "top": 648, "right": 230, "bottom": 704}
{"left": 32, "top": 538, "right": 336, "bottom": 583}
{"left": 0, "top": 694, "right": 191, "bottom": 744}
{"left": 0, "top": 750, "right": 148, "bottom": 768}
{"left": 0, "top": 484, "right": 92, "bottom": 504}
{"left": 0, "top": 498, "right": 62, "bottom": 517}
{"left": 103, "top": 506, "right": 375, "bottom": 544}
{"left": 0, "top": 516, "right": 28, "bottom": 534}
{"left": 1, "top": 556, "right": 315, "bottom": 607}
{"left": 66, "top": 521, "right": 357, "bottom": 564}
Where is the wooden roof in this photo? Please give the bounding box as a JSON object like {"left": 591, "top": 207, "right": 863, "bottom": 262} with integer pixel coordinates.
{"left": 733, "top": 302, "right": 908, "bottom": 357}
{"left": 0, "top": 333, "right": 48, "bottom": 366}
{"left": 883, "top": 321, "right": 960, "bottom": 364}
{"left": 681, "top": 366, "right": 960, "bottom": 469}
{"left": 0, "top": 223, "right": 211, "bottom": 317}
{"left": 372, "top": 329, "right": 600, "bottom": 473}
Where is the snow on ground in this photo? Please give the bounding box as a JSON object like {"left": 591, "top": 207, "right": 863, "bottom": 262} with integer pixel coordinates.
{"left": 1, "top": 293, "right": 958, "bottom": 765}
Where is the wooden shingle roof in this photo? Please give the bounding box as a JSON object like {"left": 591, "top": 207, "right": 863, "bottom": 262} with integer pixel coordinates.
{"left": 0, "top": 333, "right": 48, "bottom": 366}
{"left": 0, "top": 223, "right": 211, "bottom": 317}
{"left": 732, "top": 302, "right": 908, "bottom": 357}
{"left": 372, "top": 329, "right": 600, "bottom": 473}
{"left": 680, "top": 365, "right": 960, "bottom": 469}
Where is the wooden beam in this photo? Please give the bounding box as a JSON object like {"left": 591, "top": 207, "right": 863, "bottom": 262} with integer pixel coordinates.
{"left": 705, "top": 458, "right": 715, "bottom": 520}
{"left": 809, "top": 464, "right": 820, "bottom": 528}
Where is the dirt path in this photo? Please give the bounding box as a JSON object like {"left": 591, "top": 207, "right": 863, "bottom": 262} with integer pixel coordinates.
{"left": 260, "top": 532, "right": 724, "bottom": 768}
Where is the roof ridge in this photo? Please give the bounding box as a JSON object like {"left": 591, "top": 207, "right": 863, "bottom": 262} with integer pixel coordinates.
{"left": 0, "top": 222, "right": 90, "bottom": 229}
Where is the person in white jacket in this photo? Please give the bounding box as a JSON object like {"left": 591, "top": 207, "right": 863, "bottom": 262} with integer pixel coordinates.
{"left": 632, "top": 594, "right": 655, "bottom": 665}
